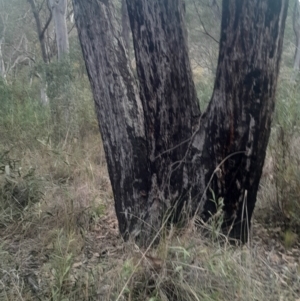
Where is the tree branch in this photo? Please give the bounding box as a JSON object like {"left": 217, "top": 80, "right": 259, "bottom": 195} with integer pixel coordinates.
{"left": 40, "top": 14, "right": 52, "bottom": 39}
{"left": 192, "top": 0, "right": 219, "bottom": 44}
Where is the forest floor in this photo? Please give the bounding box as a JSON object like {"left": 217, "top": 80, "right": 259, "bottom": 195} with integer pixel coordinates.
{"left": 1, "top": 133, "right": 300, "bottom": 301}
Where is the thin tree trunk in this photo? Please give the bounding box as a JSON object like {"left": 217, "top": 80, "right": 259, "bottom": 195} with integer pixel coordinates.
{"left": 0, "top": 36, "right": 6, "bottom": 83}
{"left": 0, "top": 13, "right": 7, "bottom": 83}
{"left": 49, "top": 0, "right": 76, "bottom": 141}
{"left": 49, "top": 0, "right": 69, "bottom": 60}
{"left": 293, "top": 0, "right": 300, "bottom": 72}
{"left": 27, "top": 0, "right": 51, "bottom": 64}
{"left": 40, "top": 79, "right": 48, "bottom": 105}
{"left": 73, "top": 0, "right": 289, "bottom": 246}
{"left": 27, "top": 0, "right": 52, "bottom": 104}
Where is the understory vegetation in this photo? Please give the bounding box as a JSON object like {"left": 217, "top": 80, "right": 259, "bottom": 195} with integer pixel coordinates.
{"left": 0, "top": 66, "right": 300, "bottom": 300}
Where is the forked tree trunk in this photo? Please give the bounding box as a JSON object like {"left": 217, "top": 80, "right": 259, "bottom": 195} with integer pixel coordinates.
{"left": 27, "top": 0, "right": 51, "bottom": 64}
{"left": 73, "top": 0, "right": 289, "bottom": 245}
{"left": 27, "top": 0, "right": 52, "bottom": 104}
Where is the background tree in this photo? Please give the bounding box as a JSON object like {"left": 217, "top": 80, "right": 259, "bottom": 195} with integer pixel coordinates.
{"left": 209, "top": 0, "right": 221, "bottom": 19}
{"left": 27, "top": 0, "right": 77, "bottom": 139}
{"left": 49, "top": 0, "right": 69, "bottom": 60}
{"left": 48, "top": 0, "right": 76, "bottom": 140}
{"left": 0, "top": 10, "right": 7, "bottom": 82}
{"left": 27, "top": 0, "right": 52, "bottom": 64}
{"left": 0, "top": 0, "right": 34, "bottom": 84}
{"left": 186, "top": 0, "right": 221, "bottom": 72}
{"left": 293, "top": 0, "right": 300, "bottom": 72}
{"left": 185, "top": 0, "right": 222, "bottom": 110}
{"left": 73, "top": 0, "right": 289, "bottom": 246}
{"left": 27, "top": 0, "right": 53, "bottom": 104}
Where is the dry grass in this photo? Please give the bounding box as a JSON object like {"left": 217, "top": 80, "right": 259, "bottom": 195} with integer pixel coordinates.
{"left": 256, "top": 76, "right": 300, "bottom": 250}
{"left": 0, "top": 129, "right": 299, "bottom": 301}
{"left": 1, "top": 74, "right": 300, "bottom": 300}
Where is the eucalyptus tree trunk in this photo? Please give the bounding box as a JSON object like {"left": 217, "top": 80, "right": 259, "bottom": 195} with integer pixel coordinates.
{"left": 49, "top": 0, "right": 69, "bottom": 60}
{"left": 73, "top": 0, "right": 289, "bottom": 245}
{"left": 49, "top": 0, "right": 77, "bottom": 142}
{"left": 0, "top": 11, "right": 7, "bottom": 82}
{"left": 0, "top": 36, "right": 6, "bottom": 83}
{"left": 27, "top": 0, "right": 52, "bottom": 104}
{"left": 27, "top": 0, "right": 51, "bottom": 64}
{"left": 191, "top": 0, "right": 288, "bottom": 241}
{"left": 293, "top": 0, "right": 300, "bottom": 72}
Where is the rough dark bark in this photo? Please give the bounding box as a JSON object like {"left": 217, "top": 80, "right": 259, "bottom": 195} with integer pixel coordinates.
{"left": 125, "top": 0, "right": 201, "bottom": 232}
{"left": 293, "top": 0, "right": 300, "bottom": 71}
{"left": 190, "top": 0, "right": 289, "bottom": 241}
{"left": 72, "top": 0, "right": 149, "bottom": 240}
{"left": 73, "top": 0, "right": 289, "bottom": 245}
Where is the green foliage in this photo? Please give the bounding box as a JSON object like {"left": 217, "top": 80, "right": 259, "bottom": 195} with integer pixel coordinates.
{"left": 265, "top": 75, "right": 300, "bottom": 230}
{"left": 44, "top": 59, "right": 73, "bottom": 100}
{"left": 194, "top": 73, "right": 214, "bottom": 111}
{"left": 0, "top": 151, "right": 43, "bottom": 227}
{"left": 50, "top": 230, "right": 75, "bottom": 301}
{"left": 0, "top": 79, "right": 51, "bottom": 147}
{"left": 282, "top": 228, "right": 298, "bottom": 249}
{"left": 206, "top": 190, "right": 225, "bottom": 241}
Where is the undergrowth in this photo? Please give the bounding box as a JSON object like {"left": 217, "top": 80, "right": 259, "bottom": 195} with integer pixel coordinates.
{"left": 257, "top": 71, "right": 300, "bottom": 246}
{"left": 0, "top": 70, "right": 299, "bottom": 301}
